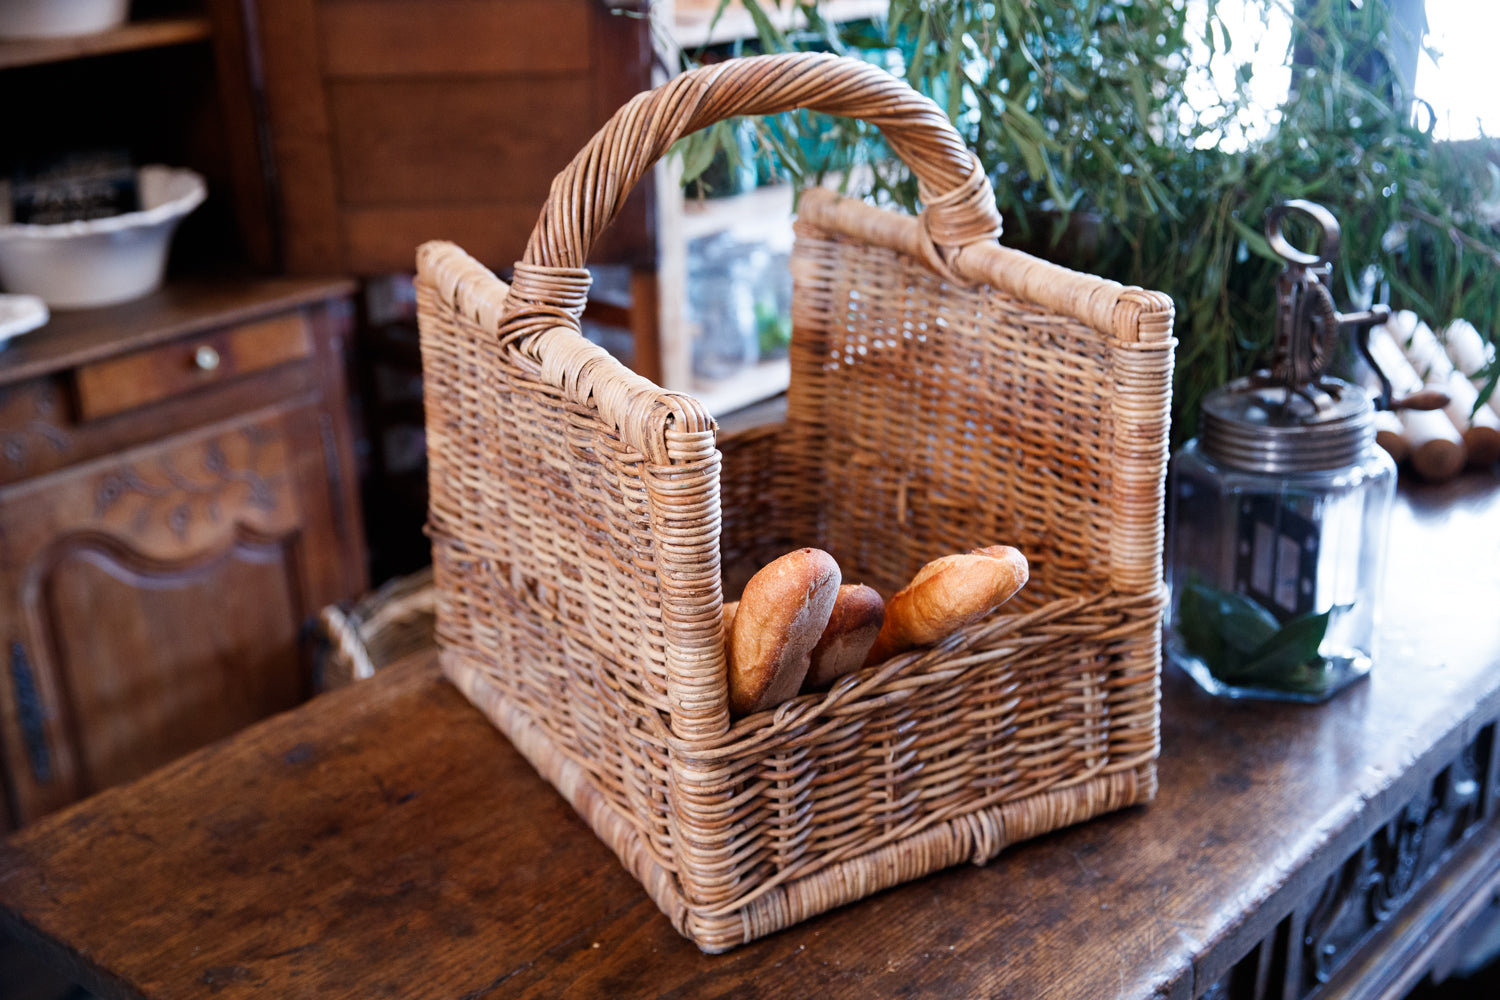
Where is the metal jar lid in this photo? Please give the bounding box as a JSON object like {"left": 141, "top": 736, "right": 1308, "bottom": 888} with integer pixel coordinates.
{"left": 1199, "top": 376, "right": 1376, "bottom": 473}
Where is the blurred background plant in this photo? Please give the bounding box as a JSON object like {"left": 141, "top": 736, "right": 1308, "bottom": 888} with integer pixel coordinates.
{"left": 671, "top": 0, "right": 1500, "bottom": 440}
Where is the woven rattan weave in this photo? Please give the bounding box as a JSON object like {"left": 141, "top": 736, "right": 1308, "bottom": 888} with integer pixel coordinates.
{"left": 317, "top": 568, "right": 435, "bottom": 688}
{"left": 416, "top": 52, "right": 1175, "bottom": 952}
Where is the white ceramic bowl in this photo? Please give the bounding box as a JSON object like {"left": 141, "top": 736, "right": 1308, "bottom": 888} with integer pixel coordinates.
{"left": 0, "top": 165, "right": 206, "bottom": 310}
{"left": 0, "top": 0, "right": 130, "bottom": 39}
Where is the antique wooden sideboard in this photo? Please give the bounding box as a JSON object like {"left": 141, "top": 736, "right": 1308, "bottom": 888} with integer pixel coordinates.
{"left": 0, "top": 280, "right": 367, "bottom": 831}
{"left": 0, "top": 475, "right": 1497, "bottom": 999}
{"left": 0, "top": 0, "right": 371, "bottom": 835}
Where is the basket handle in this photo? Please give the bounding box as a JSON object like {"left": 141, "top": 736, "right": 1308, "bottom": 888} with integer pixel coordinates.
{"left": 501, "top": 52, "right": 1002, "bottom": 340}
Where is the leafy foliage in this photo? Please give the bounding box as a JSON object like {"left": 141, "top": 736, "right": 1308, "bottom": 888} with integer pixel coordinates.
{"left": 672, "top": 0, "right": 1500, "bottom": 438}
{"left": 1177, "top": 578, "right": 1333, "bottom": 695}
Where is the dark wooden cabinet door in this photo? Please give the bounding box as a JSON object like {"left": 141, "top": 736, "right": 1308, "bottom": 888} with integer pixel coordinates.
{"left": 0, "top": 400, "right": 353, "bottom": 824}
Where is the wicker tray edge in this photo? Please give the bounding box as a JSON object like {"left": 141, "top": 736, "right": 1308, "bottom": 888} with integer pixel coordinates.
{"left": 442, "top": 649, "right": 1156, "bottom": 953}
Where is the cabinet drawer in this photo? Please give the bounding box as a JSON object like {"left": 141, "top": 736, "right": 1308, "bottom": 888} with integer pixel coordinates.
{"left": 74, "top": 312, "right": 313, "bottom": 421}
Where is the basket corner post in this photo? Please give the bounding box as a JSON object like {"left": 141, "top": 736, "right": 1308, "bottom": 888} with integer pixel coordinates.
{"left": 643, "top": 402, "right": 731, "bottom": 743}
{"left": 639, "top": 404, "right": 752, "bottom": 933}
{"left": 1110, "top": 287, "right": 1177, "bottom": 346}
{"left": 666, "top": 763, "right": 752, "bottom": 952}
{"left": 1103, "top": 284, "right": 1173, "bottom": 792}
{"left": 1106, "top": 287, "right": 1177, "bottom": 597}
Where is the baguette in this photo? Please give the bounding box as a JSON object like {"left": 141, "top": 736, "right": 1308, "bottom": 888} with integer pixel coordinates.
{"left": 865, "top": 545, "right": 1029, "bottom": 665}
{"left": 727, "top": 548, "right": 841, "bottom": 716}
{"left": 804, "top": 584, "right": 885, "bottom": 690}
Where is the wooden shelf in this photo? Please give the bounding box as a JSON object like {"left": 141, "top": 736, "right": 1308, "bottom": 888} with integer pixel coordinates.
{"left": 673, "top": 185, "right": 797, "bottom": 415}
{"left": 671, "top": 0, "right": 886, "bottom": 49}
{"left": 680, "top": 168, "right": 873, "bottom": 248}
{"left": 682, "top": 182, "right": 796, "bottom": 250}
{"left": 0, "top": 277, "right": 358, "bottom": 386}
{"left": 0, "top": 17, "right": 212, "bottom": 71}
{"left": 691, "top": 357, "right": 790, "bottom": 417}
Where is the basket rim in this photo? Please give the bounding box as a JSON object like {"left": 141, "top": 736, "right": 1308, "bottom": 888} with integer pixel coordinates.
{"left": 668, "top": 584, "right": 1163, "bottom": 756}
{"left": 796, "top": 189, "right": 1175, "bottom": 347}
{"left": 417, "top": 187, "right": 1174, "bottom": 378}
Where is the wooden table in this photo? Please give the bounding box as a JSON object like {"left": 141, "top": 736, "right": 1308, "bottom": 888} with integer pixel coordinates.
{"left": 3, "top": 477, "right": 1500, "bottom": 1000}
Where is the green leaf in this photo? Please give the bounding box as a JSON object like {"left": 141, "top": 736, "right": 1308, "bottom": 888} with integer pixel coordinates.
{"left": 698, "top": 0, "right": 735, "bottom": 54}
{"left": 736, "top": 0, "right": 788, "bottom": 51}
{"left": 677, "top": 132, "right": 719, "bottom": 186}
{"left": 909, "top": 9, "right": 931, "bottom": 81}
{"left": 796, "top": 2, "right": 847, "bottom": 55}
{"left": 1204, "top": 585, "right": 1281, "bottom": 654}
{"left": 1177, "top": 580, "right": 1332, "bottom": 693}
{"left": 1229, "top": 215, "right": 1279, "bottom": 263}
{"left": 1177, "top": 581, "right": 1230, "bottom": 669}
{"left": 1002, "top": 119, "right": 1050, "bottom": 185}
{"left": 944, "top": 35, "right": 964, "bottom": 125}
{"left": 1177, "top": 579, "right": 1282, "bottom": 676}
{"left": 1230, "top": 609, "right": 1332, "bottom": 686}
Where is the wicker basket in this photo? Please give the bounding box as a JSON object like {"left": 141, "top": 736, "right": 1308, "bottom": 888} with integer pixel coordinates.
{"left": 317, "top": 567, "right": 436, "bottom": 689}
{"left": 415, "top": 52, "right": 1174, "bottom": 953}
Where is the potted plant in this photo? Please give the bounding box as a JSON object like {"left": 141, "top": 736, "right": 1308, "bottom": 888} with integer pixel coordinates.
{"left": 674, "top": 0, "right": 1500, "bottom": 439}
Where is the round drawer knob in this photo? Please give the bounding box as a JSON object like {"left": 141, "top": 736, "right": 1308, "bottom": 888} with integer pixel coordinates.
{"left": 194, "top": 345, "right": 222, "bottom": 372}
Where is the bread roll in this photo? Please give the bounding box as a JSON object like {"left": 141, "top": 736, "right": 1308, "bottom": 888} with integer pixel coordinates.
{"left": 865, "top": 545, "right": 1029, "bottom": 665}
{"left": 728, "top": 548, "right": 841, "bottom": 716}
{"left": 804, "top": 584, "right": 885, "bottom": 690}
{"left": 722, "top": 600, "right": 739, "bottom": 641}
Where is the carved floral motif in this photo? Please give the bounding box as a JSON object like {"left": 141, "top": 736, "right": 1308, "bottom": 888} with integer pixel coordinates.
{"left": 1207, "top": 724, "right": 1494, "bottom": 1000}
{"left": 1301, "top": 735, "right": 1487, "bottom": 993}
{"left": 0, "top": 385, "right": 69, "bottom": 473}
{"left": 94, "top": 425, "right": 283, "bottom": 541}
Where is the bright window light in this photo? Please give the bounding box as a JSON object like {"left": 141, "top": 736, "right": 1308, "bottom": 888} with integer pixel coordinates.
{"left": 1415, "top": 0, "right": 1500, "bottom": 140}
{"left": 1182, "top": 0, "right": 1294, "bottom": 152}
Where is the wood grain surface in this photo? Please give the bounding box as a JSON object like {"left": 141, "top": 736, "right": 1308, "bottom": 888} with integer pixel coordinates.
{"left": 74, "top": 312, "right": 312, "bottom": 421}
{"left": 0, "top": 281, "right": 367, "bottom": 829}
{"left": 0, "top": 278, "right": 355, "bottom": 387}
{"left": 253, "top": 0, "right": 654, "bottom": 276}
{"left": 318, "top": 0, "right": 592, "bottom": 77}
{"left": 0, "top": 17, "right": 212, "bottom": 72}
{"left": 1, "top": 477, "right": 1498, "bottom": 999}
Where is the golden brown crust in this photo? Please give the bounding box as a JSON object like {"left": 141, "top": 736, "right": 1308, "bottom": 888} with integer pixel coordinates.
{"left": 865, "top": 545, "right": 1028, "bottom": 665}
{"left": 722, "top": 600, "right": 739, "bottom": 644}
{"left": 804, "top": 584, "right": 885, "bottom": 690}
{"left": 727, "top": 548, "right": 841, "bottom": 716}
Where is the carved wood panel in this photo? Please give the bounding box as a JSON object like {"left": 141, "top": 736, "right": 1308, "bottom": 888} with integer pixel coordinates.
{"left": 40, "top": 534, "right": 304, "bottom": 795}
{"left": 83, "top": 421, "right": 296, "bottom": 555}
{"left": 0, "top": 402, "right": 351, "bottom": 825}
{"left": 1199, "top": 722, "right": 1498, "bottom": 1000}
{"left": 0, "top": 381, "right": 71, "bottom": 482}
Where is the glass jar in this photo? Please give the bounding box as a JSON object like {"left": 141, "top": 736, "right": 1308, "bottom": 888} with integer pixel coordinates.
{"left": 1165, "top": 378, "right": 1397, "bottom": 702}
{"left": 686, "top": 233, "right": 758, "bottom": 381}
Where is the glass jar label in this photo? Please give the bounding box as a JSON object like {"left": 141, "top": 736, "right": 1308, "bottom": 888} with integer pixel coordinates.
{"left": 1235, "top": 496, "right": 1319, "bottom": 622}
